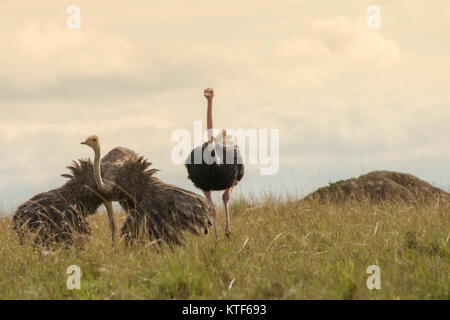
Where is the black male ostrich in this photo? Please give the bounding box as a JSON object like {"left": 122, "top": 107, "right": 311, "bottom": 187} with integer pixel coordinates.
{"left": 185, "top": 88, "right": 244, "bottom": 238}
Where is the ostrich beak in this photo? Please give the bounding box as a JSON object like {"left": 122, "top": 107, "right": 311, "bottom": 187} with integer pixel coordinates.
{"left": 81, "top": 141, "right": 86, "bottom": 145}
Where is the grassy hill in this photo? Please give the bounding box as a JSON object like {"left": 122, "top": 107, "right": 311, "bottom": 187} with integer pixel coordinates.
{"left": 0, "top": 197, "right": 449, "bottom": 299}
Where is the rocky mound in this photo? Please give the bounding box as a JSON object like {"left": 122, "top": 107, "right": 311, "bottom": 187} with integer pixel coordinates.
{"left": 305, "top": 170, "right": 450, "bottom": 202}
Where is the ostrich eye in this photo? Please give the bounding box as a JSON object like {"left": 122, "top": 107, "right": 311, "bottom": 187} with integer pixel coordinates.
{"left": 93, "top": 139, "right": 97, "bottom": 142}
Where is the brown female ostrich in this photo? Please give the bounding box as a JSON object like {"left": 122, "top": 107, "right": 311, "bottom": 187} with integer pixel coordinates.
{"left": 13, "top": 159, "right": 102, "bottom": 246}
{"left": 88, "top": 144, "right": 211, "bottom": 246}
{"left": 185, "top": 88, "right": 244, "bottom": 238}
{"left": 78, "top": 140, "right": 212, "bottom": 246}
{"left": 81, "top": 135, "right": 116, "bottom": 246}
{"left": 115, "top": 156, "right": 213, "bottom": 246}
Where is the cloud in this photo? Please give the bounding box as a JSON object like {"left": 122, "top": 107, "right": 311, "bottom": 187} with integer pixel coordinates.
{"left": 255, "top": 16, "right": 402, "bottom": 88}
{"left": 1, "top": 2, "right": 450, "bottom": 209}
{"left": 0, "top": 112, "right": 172, "bottom": 141}
{"left": 0, "top": 14, "right": 403, "bottom": 94}
{"left": 0, "top": 23, "right": 137, "bottom": 90}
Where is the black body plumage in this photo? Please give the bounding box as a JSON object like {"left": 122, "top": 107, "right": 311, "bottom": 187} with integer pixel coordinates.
{"left": 185, "top": 142, "right": 245, "bottom": 191}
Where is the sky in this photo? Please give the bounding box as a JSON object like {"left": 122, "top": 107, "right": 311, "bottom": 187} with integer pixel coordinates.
{"left": 1, "top": 1, "right": 449, "bottom": 211}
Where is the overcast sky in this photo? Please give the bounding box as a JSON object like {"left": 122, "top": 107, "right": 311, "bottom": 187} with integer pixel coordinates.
{"left": 1, "top": 1, "right": 449, "bottom": 211}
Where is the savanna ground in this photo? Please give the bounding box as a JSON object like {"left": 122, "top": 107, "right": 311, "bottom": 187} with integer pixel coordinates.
{"left": 0, "top": 196, "right": 449, "bottom": 299}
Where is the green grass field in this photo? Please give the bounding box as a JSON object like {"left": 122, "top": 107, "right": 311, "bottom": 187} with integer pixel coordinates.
{"left": 0, "top": 197, "right": 449, "bottom": 299}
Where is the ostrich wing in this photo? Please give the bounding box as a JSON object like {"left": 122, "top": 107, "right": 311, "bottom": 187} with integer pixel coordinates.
{"left": 13, "top": 159, "right": 103, "bottom": 246}
{"left": 111, "top": 156, "right": 212, "bottom": 246}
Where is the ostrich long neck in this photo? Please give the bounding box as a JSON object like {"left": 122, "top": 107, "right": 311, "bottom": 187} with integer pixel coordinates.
{"left": 93, "top": 146, "right": 105, "bottom": 193}
{"left": 207, "top": 98, "right": 214, "bottom": 143}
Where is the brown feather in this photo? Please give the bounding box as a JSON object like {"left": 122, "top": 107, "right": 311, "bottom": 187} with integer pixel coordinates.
{"left": 111, "top": 156, "right": 212, "bottom": 246}
{"left": 12, "top": 159, "right": 103, "bottom": 246}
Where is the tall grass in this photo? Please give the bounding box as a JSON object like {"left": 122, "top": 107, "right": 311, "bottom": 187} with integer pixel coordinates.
{"left": 0, "top": 197, "right": 448, "bottom": 299}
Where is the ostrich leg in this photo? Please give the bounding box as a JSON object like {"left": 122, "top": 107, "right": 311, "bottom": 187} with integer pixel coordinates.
{"left": 203, "top": 191, "right": 218, "bottom": 238}
{"left": 223, "top": 187, "right": 234, "bottom": 238}
{"left": 104, "top": 200, "right": 116, "bottom": 247}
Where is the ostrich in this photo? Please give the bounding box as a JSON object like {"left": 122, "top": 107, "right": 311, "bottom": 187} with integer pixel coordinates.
{"left": 13, "top": 159, "right": 103, "bottom": 246}
{"left": 81, "top": 135, "right": 117, "bottom": 246}
{"left": 113, "top": 156, "right": 213, "bottom": 246}
{"left": 185, "top": 88, "right": 244, "bottom": 238}
{"left": 76, "top": 144, "right": 212, "bottom": 246}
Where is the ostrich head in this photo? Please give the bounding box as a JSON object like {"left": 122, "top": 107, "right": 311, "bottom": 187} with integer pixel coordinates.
{"left": 81, "top": 135, "right": 100, "bottom": 152}
{"left": 204, "top": 88, "right": 214, "bottom": 99}
{"left": 81, "top": 135, "right": 103, "bottom": 191}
